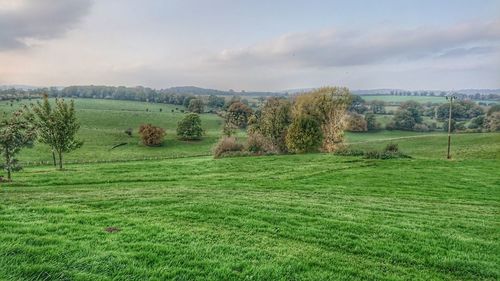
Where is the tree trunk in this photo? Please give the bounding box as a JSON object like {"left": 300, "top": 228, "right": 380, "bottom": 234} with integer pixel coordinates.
{"left": 58, "top": 152, "right": 63, "bottom": 170}
{"left": 5, "top": 147, "right": 11, "bottom": 181}
{"left": 52, "top": 150, "right": 57, "bottom": 167}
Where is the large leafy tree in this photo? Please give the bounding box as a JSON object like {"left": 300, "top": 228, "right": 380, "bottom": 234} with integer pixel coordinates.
{"left": 188, "top": 98, "right": 205, "bottom": 113}
{"left": 32, "top": 96, "right": 82, "bottom": 170}
{"left": 292, "top": 87, "right": 352, "bottom": 152}
{"left": 259, "top": 97, "right": 292, "bottom": 152}
{"left": 0, "top": 109, "right": 36, "bottom": 181}
{"left": 177, "top": 113, "right": 203, "bottom": 140}
{"left": 225, "top": 101, "right": 253, "bottom": 129}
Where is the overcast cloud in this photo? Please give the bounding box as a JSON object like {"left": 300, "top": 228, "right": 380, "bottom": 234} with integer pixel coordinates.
{"left": 211, "top": 21, "right": 500, "bottom": 68}
{"left": 0, "top": 0, "right": 499, "bottom": 90}
{"left": 0, "top": 0, "right": 92, "bottom": 50}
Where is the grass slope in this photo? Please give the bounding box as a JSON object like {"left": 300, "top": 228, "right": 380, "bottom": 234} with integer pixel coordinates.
{"left": 1, "top": 155, "right": 499, "bottom": 280}
{"left": 1, "top": 99, "right": 223, "bottom": 163}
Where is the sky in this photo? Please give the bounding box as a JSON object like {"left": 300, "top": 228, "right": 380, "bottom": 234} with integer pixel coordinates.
{"left": 0, "top": 0, "right": 499, "bottom": 91}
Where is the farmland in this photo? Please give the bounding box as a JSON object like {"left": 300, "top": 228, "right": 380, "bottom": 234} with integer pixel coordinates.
{"left": 0, "top": 98, "right": 499, "bottom": 280}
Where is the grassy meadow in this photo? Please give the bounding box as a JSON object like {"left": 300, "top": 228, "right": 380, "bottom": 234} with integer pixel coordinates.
{"left": 0, "top": 98, "right": 499, "bottom": 280}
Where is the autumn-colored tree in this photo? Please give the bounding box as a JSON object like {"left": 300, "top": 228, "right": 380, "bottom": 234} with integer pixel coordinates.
{"left": 225, "top": 101, "right": 253, "bottom": 129}
{"left": 346, "top": 113, "right": 367, "bottom": 132}
{"left": 0, "top": 109, "right": 36, "bottom": 181}
{"left": 292, "top": 87, "right": 351, "bottom": 152}
{"left": 139, "top": 124, "right": 165, "bottom": 146}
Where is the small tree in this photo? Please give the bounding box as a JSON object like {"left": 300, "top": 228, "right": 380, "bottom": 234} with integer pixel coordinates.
{"left": 139, "top": 124, "right": 165, "bottom": 146}
{"left": 177, "top": 113, "right": 203, "bottom": 140}
{"left": 0, "top": 110, "right": 36, "bottom": 181}
{"left": 188, "top": 99, "right": 205, "bottom": 113}
{"left": 286, "top": 115, "right": 323, "bottom": 153}
{"left": 32, "top": 97, "right": 82, "bottom": 170}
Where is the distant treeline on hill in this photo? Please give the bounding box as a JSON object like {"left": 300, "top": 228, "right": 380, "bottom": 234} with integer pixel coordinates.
{"left": 353, "top": 90, "right": 499, "bottom": 101}
{"left": 0, "top": 85, "right": 285, "bottom": 104}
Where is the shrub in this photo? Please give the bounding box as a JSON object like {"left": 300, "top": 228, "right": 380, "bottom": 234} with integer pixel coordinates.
{"left": 177, "top": 113, "right": 203, "bottom": 140}
{"left": 246, "top": 132, "right": 276, "bottom": 154}
{"left": 333, "top": 147, "right": 365, "bottom": 156}
{"left": 138, "top": 124, "right": 165, "bottom": 146}
{"left": 213, "top": 137, "right": 244, "bottom": 158}
{"left": 364, "top": 143, "right": 410, "bottom": 159}
{"left": 413, "top": 123, "right": 429, "bottom": 132}
{"left": 286, "top": 115, "right": 323, "bottom": 153}
{"left": 346, "top": 113, "right": 367, "bottom": 132}
{"left": 384, "top": 143, "right": 399, "bottom": 153}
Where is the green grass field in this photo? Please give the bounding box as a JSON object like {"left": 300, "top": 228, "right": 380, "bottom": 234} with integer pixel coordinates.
{"left": 0, "top": 98, "right": 499, "bottom": 280}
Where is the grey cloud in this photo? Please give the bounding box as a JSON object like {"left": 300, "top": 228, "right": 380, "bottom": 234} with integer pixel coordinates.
{"left": 212, "top": 21, "right": 500, "bottom": 68}
{"left": 0, "top": 0, "right": 92, "bottom": 50}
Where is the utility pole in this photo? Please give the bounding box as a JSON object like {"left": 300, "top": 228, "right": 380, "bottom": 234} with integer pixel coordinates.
{"left": 446, "top": 95, "right": 456, "bottom": 159}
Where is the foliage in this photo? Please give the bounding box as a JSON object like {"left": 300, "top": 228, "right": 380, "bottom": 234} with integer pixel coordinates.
{"left": 225, "top": 101, "right": 253, "bottom": 129}
{"left": 0, "top": 109, "right": 36, "bottom": 180}
{"left": 292, "top": 87, "right": 351, "bottom": 152}
{"left": 286, "top": 115, "right": 323, "bottom": 153}
{"left": 177, "top": 113, "right": 203, "bottom": 140}
{"left": 139, "top": 124, "right": 165, "bottom": 146}
{"left": 349, "top": 95, "right": 368, "bottom": 114}
{"left": 245, "top": 132, "right": 276, "bottom": 154}
{"left": 389, "top": 103, "right": 423, "bottom": 131}
{"left": 365, "top": 113, "right": 378, "bottom": 131}
{"left": 208, "top": 95, "right": 225, "bottom": 108}
{"left": 346, "top": 113, "right": 367, "bottom": 132}
{"left": 487, "top": 104, "right": 500, "bottom": 116}
{"left": 363, "top": 143, "right": 410, "bottom": 159}
{"left": 258, "top": 97, "right": 292, "bottom": 152}
{"left": 436, "top": 100, "right": 484, "bottom": 120}
{"left": 213, "top": 136, "right": 244, "bottom": 158}
{"left": 369, "top": 100, "right": 386, "bottom": 114}
{"left": 31, "top": 96, "right": 83, "bottom": 169}
{"left": 188, "top": 98, "right": 205, "bottom": 113}
{"left": 467, "top": 116, "right": 485, "bottom": 129}
{"left": 484, "top": 112, "right": 500, "bottom": 132}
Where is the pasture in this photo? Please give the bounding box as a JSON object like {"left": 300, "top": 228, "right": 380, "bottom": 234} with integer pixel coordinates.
{"left": 0, "top": 98, "right": 499, "bottom": 280}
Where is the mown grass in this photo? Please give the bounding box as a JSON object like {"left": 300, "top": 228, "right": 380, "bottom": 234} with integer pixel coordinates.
{"left": 0, "top": 98, "right": 499, "bottom": 280}
{"left": 1, "top": 154, "right": 499, "bottom": 280}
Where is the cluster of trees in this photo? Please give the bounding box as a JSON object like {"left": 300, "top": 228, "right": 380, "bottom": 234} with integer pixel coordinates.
{"left": 137, "top": 113, "right": 204, "bottom": 147}
{"left": 215, "top": 87, "right": 352, "bottom": 157}
{"left": 0, "top": 96, "right": 82, "bottom": 181}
